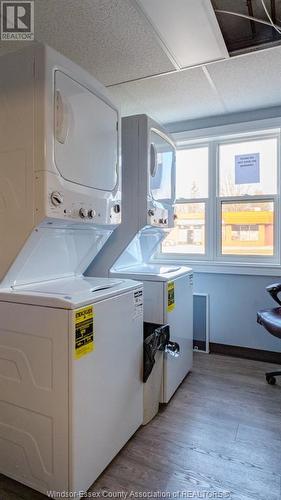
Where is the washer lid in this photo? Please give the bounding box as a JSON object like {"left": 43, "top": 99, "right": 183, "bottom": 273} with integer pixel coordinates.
{"left": 127, "top": 264, "right": 180, "bottom": 274}
{"left": 2, "top": 225, "right": 113, "bottom": 289}
{"left": 0, "top": 276, "right": 141, "bottom": 309}
{"left": 18, "top": 276, "right": 123, "bottom": 296}
{"left": 54, "top": 70, "right": 118, "bottom": 192}
{"left": 111, "top": 264, "right": 192, "bottom": 281}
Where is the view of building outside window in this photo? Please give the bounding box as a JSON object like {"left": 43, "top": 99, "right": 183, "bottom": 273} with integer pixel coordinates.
{"left": 163, "top": 203, "right": 206, "bottom": 254}
{"left": 221, "top": 201, "right": 274, "bottom": 256}
{"left": 162, "top": 137, "right": 277, "bottom": 258}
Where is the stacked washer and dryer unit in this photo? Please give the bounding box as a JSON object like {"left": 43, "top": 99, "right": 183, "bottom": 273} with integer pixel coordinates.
{"left": 89, "top": 114, "right": 194, "bottom": 407}
{"left": 0, "top": 45, "right": 143, "bottom": 496}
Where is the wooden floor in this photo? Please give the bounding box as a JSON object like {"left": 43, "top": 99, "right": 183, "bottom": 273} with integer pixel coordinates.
{"left": 1, "top": 353, "right": 281, "bottom": 500}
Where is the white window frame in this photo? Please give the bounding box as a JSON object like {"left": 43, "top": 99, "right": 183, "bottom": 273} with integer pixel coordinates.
{"left": 155, "top": 118, "right": 281, "bottom": 276}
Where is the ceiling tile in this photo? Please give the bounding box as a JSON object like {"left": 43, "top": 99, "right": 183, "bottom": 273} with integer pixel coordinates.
{"left": 207, "top": 46, "right": 281, "bottom": 113}
{"left": 108, "top": 66, "right": 226, "bottom": 124}
{"left": 30, "top": 0, "right": 174, "bottom": 86}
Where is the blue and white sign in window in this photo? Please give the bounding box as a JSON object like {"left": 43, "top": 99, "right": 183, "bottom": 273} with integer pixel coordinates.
{"left": 235, "top": 153, "right": 260, "bottom": 185}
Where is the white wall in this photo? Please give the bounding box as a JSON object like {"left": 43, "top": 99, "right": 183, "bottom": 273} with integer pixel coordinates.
{"left": 194, "top": 273, "right": 281, "bottom": 352}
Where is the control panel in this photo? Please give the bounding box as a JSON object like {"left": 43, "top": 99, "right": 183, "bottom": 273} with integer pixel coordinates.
{"left": 49, "top": 190, "right": 97, "bottom": 220}
{"left": 40, "top": 182, "right": 121, "bottom": 226}
{"left": 147, "top": 205, "right": 169, "bottom": 228}
{"left": 34, "top": 170, "right": 121, "bottom": 226}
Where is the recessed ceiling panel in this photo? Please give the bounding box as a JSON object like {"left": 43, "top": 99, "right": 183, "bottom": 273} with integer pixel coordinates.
{"left": 109, "top": 67, "right": 226, "bottom": 124}
{"left": 207, "top": 46, "right": 281, "bottom": 112}
{"left": 136, "top": 0, "right": 228, "bottom": 68}
{"left": 30, "top": 0, "right": 175, "bottom": 86}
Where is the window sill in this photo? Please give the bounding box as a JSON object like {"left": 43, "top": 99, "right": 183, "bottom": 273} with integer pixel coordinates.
{"left": 154, "top": 256, "right": 281, "bottom": 276}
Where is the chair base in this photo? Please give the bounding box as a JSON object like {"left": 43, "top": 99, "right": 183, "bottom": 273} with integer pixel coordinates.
{"left": 265, "top": 371, "right": 281, "bottom": 385}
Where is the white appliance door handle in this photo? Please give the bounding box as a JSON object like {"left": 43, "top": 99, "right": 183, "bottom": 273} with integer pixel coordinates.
{"left": 55, "top": 90, "right": 71, "bottom": 144}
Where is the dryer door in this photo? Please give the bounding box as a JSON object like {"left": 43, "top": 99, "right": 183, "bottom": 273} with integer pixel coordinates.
{"left": 149, "top": 130, "right": 175, "bottom": 203}
{"left": 54, "top": 70, "right": 118, "bottom": 191}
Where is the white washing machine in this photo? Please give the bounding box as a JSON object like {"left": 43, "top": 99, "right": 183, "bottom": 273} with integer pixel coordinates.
{"left": 0, "top": 44, "right": 143, "bottom": 496}
{"left": 112, "top": 265, "right": 193, "bottom": 403}
{"left": 89, "top": 115, "right": 193, "bottom": 405}
{"left": 0, "top": 277, "right": 143, "bottom": 495}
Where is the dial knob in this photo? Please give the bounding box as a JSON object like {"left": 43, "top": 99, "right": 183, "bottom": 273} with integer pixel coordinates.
{"left": 113, "top": 204, "right": 121, "bottom": 214}
{"left": 148, "top": 209, "right": 154, "bottom": 217}
{"left": 79, "top": 208, "right": 88, "bottom": 218}
{"left": 50, "top": 191, "right": 63, "bottom": 207}
{"left": 88, "top": 209, "right": 96, "bottom": 219}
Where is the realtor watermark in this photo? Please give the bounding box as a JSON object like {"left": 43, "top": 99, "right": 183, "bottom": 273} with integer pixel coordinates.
{"left": 47, "top": 491, "right": 231, "bottom": 499}
{"left": 1, "top": 1, "right": 34, "bottom": 40}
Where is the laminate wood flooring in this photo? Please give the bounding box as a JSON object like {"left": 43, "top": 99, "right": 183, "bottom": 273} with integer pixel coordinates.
{"left": 1, "top": 353, "right": 280, "bottom": 500}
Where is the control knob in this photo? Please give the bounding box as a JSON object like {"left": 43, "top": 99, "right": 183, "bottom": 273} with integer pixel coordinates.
{"left": 79, "top": 208, "right": 88, "bottom": 218}
{"left": 88, "top": 209, "right": 96, "bottom": 219}
{"left": 148, "top": 209, "right": 155, "bottom": 217}
{"left": 50, "top": 191, "right": 63, "bottom": 207}
{"left": 113, "top": 204, "right": 121, "bottom": 214}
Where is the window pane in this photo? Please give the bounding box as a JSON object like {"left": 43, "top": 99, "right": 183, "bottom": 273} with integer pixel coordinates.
{"left": 176, "top": 147, "right": 208, "bottom": 199}
{"left": 219, "top": 138, "right": 277, "bottom": 197}
{"left": 162, "top": 203, "right": 205, "bottom": 254}
{"left": 221, "top": 201, "right": 274, "bottom": 256}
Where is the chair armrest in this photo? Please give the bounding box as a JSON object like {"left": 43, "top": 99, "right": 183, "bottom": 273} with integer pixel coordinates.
{"left": 266, "top": 283, "right": 281, "bottom": 306}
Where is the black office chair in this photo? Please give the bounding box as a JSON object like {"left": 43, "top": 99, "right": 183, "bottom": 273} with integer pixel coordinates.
{"left": 257, "top": 283, "right": 281, "bottom": 385}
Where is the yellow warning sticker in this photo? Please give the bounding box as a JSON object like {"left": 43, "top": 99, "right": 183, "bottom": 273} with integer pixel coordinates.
{"left": 74, "top": 305, "right": 95, "bottom": 359}
{"left": 167, "top": 281, "right": 175, "bottom": 312}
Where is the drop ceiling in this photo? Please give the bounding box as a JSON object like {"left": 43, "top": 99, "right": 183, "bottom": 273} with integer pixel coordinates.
{"left": 0, "top": 0, "right": 281, "bottom": 127}
{"left": 109, "top": 44, "right": 281, "bottom": 125}
{"left": 0, "top": 0, "right": 175, "bottom": 84}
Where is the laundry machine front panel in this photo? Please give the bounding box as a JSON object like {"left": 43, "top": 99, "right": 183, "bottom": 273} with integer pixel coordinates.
{"left": 162, "top": 273, "right": 193, "bottom": 403}
{"left": 0, "top": 301, "right": 69, "bottom": 494}
{"left": 70, "top": 287, "right": 143, "bottom": 491}
{"left": 141, "top": 280, "right": 165, "bottom": 324}
{"left": 54, "top": 70, "right": 119, "bottom": 193}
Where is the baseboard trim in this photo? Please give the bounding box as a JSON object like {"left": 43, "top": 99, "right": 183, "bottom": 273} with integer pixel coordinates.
{"left": 210, "top": 342, "right": 281, "bottom": 365}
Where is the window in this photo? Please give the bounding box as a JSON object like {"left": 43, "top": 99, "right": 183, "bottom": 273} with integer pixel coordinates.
{"left": 176, "top": 147, "right": 208, "bottom": 199}
{"left": 221, "top": 201, "right": 274, "bottom": 256}
{"left": 163, "top": 202, "right": 206, "bottom": 254}
{"left": 219, "top": 138, "right": 277, "bottom": 197}
{"left": 161, "top": 128, "right": 280, "bottom": 270}
{"left": 162, "top": 147, "right": 208, "bottom": 256}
